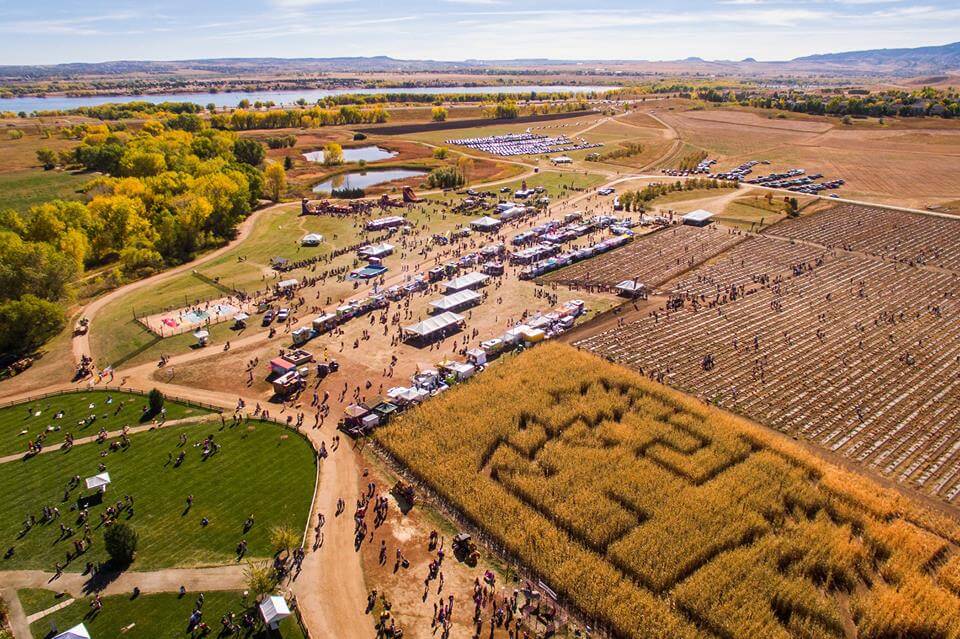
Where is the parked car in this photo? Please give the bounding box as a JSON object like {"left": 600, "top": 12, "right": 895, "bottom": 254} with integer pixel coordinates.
{"left": 262, "top": 310, "right": 275, "bottom": 326}
{"left": 276, "top": 308, "right": 290, "bottom": 322}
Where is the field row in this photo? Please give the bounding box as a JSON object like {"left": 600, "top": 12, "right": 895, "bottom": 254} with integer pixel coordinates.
{"left": 544, "top": 225, "right": 746, "bottom": 290}
{"left": 578, "top": 244, "right": 960, "bottom": 502}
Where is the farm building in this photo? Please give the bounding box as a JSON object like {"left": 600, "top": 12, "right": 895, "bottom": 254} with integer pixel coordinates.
{"left": 470, "top": 216, "right": 502, "bottom": 232}
{"left": 403, "top": 311, "right": 465, "bottom": 342}
{"left": 429, "top": 289, "right": 482, "bottom": 314}
{"left": 444, "top": 271, "right": 490, "bottom": 293}
{"left": 551, "top": 155, "right": 573, "bottom": 164}
{"left": 682, "top": 209, "right": 715, "bottom": 227}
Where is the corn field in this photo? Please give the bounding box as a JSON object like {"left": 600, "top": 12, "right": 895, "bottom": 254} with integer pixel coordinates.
{"left": 375, "top": 343, "right": 960, "bottom": 639}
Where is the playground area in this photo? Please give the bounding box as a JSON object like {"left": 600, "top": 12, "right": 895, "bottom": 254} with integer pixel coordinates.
{"left": 137, "top": 297, "right": 251, "bottom": 338}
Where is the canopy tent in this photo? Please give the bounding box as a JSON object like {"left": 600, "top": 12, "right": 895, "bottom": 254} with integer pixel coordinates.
{"left": 403, "top": 312, "right": 465, "bottom": 339}
{"left": 54, "top": 625, "right": 91, "bottom": 639}
{"left": 615, "top": 279, "right": 645, "bottom": 297}
{"left": 444, "top": 272, "right": 489, "bottom": 294}
{"left": 233, "top": 313, "right": 250, "bottom": 322}
{"left": 429, "top": 289, "right": 482, "bottom": 314}
{"left": 682, "top": 209, "right": 714, "bottom": 227}
{"left": 259, "top": 595, "right": 291, "bottom": 629}
{"left": 470, "top": 216, "right": 502, "bottom": 232}
{"left": 387, "top": 386, "right": 430, "bottom": 404}
{"left": 192, "top": 330, "right": 209, "bottom": 339}
{"left": 270, "top": 357, "right": 297, "bottom": 376}
{"left": 499, "top": 206, "right": 525, "bottom": 221}
{"left": 344, "top": 404, "right": 370, "bottom": 419}
{"left": 278, "top": 279, "right": 299, "bottom": 290}
{"left": 358, "top": 243, "right": 395, "bottom": 259}
{"left": 84, "top": 472, "right": 111, "bottom": 492}
{"left": 301, "top": 233, "right": 324, "bottom": 246}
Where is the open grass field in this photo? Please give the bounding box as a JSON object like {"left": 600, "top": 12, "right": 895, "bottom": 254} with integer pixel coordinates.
{"left": 0, "top": 389, "right": 212, "bottom": 457}
{"left": 376, "top": 343, "right": 960, "bottom": 639}
{"left": 659, "top": 106, "right": 960, "bottom": 210}
{"left": 16, "top": 587, "right": 61, "bottom": 617}
{"left": 0, "top": 418, "right": 315, "bottom": 571}
{"left": 0, "top": 127, "right": 79, "bottom": 173}
{"left": 0, "top": 170, "right": 89, "bottom": 212}
{"left": 29, "top": 590, "right": 305, "bottom": 639}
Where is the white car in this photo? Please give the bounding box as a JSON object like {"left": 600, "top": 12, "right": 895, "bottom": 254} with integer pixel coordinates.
{"left": 276, "top": 308, "right": 290, "bottom": 322}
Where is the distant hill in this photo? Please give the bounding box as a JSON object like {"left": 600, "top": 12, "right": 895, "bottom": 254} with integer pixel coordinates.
{"left": 2, "top": 41, "right": 959, "bottom": 80}
{"left": 793, "top": 41, "right": 960, "bottom": 72}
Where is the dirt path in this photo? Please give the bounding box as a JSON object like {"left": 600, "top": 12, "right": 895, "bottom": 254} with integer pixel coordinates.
{"left": 71, "top": 200, "right": 288, "bottom": 366}
{"left": 290, "top": 443, "right": 372, "bottom": 639}
{"left": 0, "top": 564, "right": 246, "bottom": 599}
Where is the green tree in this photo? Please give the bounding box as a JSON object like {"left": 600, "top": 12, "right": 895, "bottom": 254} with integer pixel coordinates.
{"left": 104, "top": 522, "right": 138, "bottom": 566}
{"left": 233, "top": 138, "right": 266, "bottom": 166}
{"left": 244, "top": 561, "right": 276, "bottom": 597}
{"left": 148, "top": 388, "right": 164, "bottom": 414}
{"left": 322, "top": 142, "right": 343, "bottom": 166}
{"left": 432, "top": 106, "right": 448, "bottom": 122}
{"left": 283, "top": 155, "right": 293, "bottom": 170}
{"left": 0, "top": 295, "right": 66, "bottom": 357}
{"left": 264, "top": 162, "right": 286, "bottom": 202}
{"left": 269, "top": 525, "right": 299, "bottom": 556}
{"left": 432, "top": 147, "right": 449, "bottom": 160}
{"left": 36, "top": 148, "right": 58, "bottom": 170}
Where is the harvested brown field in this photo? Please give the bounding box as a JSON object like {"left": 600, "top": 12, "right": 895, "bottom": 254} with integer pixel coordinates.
{"left": 377, "top": 343, "right": 960, "bottom": 639}
{"left": 576, "top": 207, "right": 960, "bottom": 505}
{"left": 543, "top": 224, "right": 746, "bottom": 290}
{"left": 660, "top": 107, "right": 960, "bottom": 210}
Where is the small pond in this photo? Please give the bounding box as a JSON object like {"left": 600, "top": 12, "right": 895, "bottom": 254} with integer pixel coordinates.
{"left": 303, "top": 145, "right": 397, "bottom": 164}
{"left": 313, "top": 169, "right": 427, "bottom": 193}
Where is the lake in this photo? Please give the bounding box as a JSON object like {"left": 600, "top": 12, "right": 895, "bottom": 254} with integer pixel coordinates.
{"left": 313, "top": 169, "right": 428, "bottom": 193}
{"left": 303, "top": 146, "right": 397, "bottom": 164}
{"left": 2, "top": 85, "right": 617, "bottom": 114}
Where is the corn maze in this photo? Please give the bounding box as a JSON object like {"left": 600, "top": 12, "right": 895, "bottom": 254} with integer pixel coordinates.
{"left": 542, "top": 225, "right": 746, "bottom": 290}
{"left": 577, "top": 206, "right": 960, "bottom": 504}
{"left": 376, "top": 344, "right": 960, "bottom": 639}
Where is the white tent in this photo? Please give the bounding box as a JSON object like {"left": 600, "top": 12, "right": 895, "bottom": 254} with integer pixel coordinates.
{"left": 301, "top": 233, "right": 324, "bottom": 246}
{"left": 358, "top": 243, "right": 395, "bottom": 259}
{"left": 54, "top": 623, "right": 91, "bottom": 639}
{"left": 470, "top": 216, "right": 502, "bottom": 232}
{"left": 615, "top": 280, "right": 645, "bottom": 297}
{"left": 403, "top": 312, "right": 464, "bottom": 339}
{"left": 444, "top": 272, "right": 489, "bottom": 293}
{"left": 233, "top": 313, "right": 250, "bottom": 322}
{"left": 259, "top": 595, "right": 291, "bottom": 629}
{"left": 429, "top": 289, "right": 482, "bottom": 313}
{"left": 278, "top": 279, "right": 299, "bottom": 290}
{"left": 85, "top": 472, "right": 111, "bottom": 492}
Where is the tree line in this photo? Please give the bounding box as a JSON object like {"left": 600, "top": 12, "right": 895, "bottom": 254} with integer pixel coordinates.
{"left": 617, "top": 178, "right": 737, "bottom": 212}
{"left": 0, "top": 120, "right": 282, "bottom": 360}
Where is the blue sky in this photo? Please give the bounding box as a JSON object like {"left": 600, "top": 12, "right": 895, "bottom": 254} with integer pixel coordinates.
{"left": 2, "top": 0, "right": 959, "bottom": 65}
